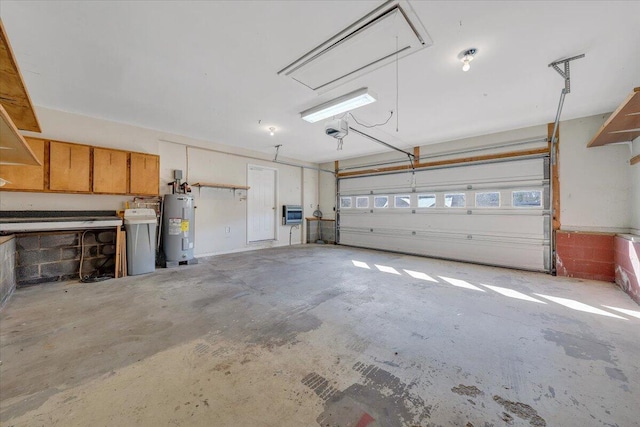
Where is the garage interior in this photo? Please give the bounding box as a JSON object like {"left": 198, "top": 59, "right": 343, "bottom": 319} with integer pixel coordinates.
{"left": 0, "top": 1, "right": 639, "bottom": 426}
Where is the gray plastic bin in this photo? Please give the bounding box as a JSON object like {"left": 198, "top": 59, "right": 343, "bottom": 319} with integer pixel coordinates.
{"left": 124, "top": 209, "right": 157, "bottom": 275}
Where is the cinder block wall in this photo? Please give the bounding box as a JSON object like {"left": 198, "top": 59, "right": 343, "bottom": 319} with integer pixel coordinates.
{"left": 15, "top": 230, "right": 116, "bottom": 286}
{"left": 555, "top": 231, "right": 615, "bottom": 282}
{"left": 0, "top": 236, "right": 16, "bottom": 308}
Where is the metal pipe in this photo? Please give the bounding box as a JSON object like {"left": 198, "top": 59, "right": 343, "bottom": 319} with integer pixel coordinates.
{"left": 338, "top": 153, "right": 548, "bottom": 180}
{"left": 335, "top": 172, "right": 340, "bottom": 244}
{"left": 550, "top": 89, "right": 566, "bottom": 166}
{"left": 338, "top": 136, "right": 548, "bottom": 171}
{"left": 548, "top": 88, "right": 567, "bottom": 275}
{"left": 348, "top": 127, "right": 415, "bottom": 158}
{"left": 548, "top": 53, "right": 586, "bottom": 68}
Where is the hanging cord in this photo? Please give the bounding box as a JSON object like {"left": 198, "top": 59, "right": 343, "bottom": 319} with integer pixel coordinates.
{"left": 337, "top": 138, "right": 343, "bottom": 151}
{"left": 79, "top": 230, "right": 113, "bottom": 282}
{"left": 348, "top": 111, "right": 393, "bottom": 128}
{"left": 289, "top": 224, "right": 300, "bottom": 245}
{"left": 408, "top": 153, "right": 416, "bottom": 188}
{"left": 79, "top": 230, "right": 89, "bottom": 280}
{"left": 273, "top": 144, "right": 282, "bottom": 162}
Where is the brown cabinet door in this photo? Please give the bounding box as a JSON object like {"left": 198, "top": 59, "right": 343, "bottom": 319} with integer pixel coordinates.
{"left": 0, "top": 137, "right": 45, "bottom": 190}
{"left": 49, "top": 141, "right": 91, "bottom": 192}
{"left": 130, "top": 153, "right": 159, "bottom": 195}
{"left": 93, "top": 148, "right": 128, "bottom": 194}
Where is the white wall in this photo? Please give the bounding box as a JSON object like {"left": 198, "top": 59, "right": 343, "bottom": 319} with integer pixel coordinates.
{"left": 319, "top": 114, "right": 633, "bottom": 234}
{"left": 318, "top": 163, "right": 337, "bottom": 220}
{"left": 631, "top": 136, "right": 640, "bottom": 235}
{"left": 3, "top": 107, "right": 319, "bottom": 256}
{"left": 559, "top": 114, "right": 631, "bottom": 233}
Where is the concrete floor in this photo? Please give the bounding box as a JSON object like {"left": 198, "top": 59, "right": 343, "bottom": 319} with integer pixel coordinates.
{"left": 1, "top": 245, "right": 639, "bottom": 427}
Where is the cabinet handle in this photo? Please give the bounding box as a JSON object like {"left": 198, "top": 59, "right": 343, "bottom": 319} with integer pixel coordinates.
{"left": 69, "top": 147, "right": 71, "bottom": 169}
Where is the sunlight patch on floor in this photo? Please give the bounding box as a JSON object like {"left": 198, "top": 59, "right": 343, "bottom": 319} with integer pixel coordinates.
{"left": 375, "top": 264, "right": 401, "bottom": 275}
{"left": 352, "top": 260, "right": 370, "bottom": 269}
{"left": 438, "top": 276, "right": 484, "bottom": 292}
{"left": 482, "top": 284, "right": 546, "bottom": 303}
{"left": 535, "top": 294, "right": 627, "bottom": 319}
{"left": 602, "top": 305, "right": 640, "bottom": 319}
{"left": 403, "top": 269, "right": 438, "bottom": 282}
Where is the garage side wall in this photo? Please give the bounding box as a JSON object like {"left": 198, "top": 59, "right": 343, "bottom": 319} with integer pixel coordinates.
{"left": 2, "top": 107, "right": 319, "bottom": 257}
{"left": 559, "top": 114, "right": 631, "bottom": 233}
{"left": 555, "top": 114, "right": 632, "bottom": 282}
{"left": 631, "top": 136, "right": 640, "bottom": 235}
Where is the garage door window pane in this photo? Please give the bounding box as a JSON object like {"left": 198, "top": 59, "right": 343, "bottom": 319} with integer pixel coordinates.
{"left": 356, "top": 196, "right": 369, "bottom": 208}
{"left": 374, "top": 196, "right": 388, "bottom": 208}
{"left": 418, "top": 194, "right": 436, "bottom": 208}
{"left": 476, "top": 192, "right": 500, "bottom": 207}
{"left": 394, "top": 195, "right": 410, "bottom": 208}
{"left": 513, "top": 190, "right": 542, "bottom": 207}
{"left": 340, "top": 197, "right": 352, "bottom": 208}
{"left": 444, "top": 193, "right": 466, "bottom": 208}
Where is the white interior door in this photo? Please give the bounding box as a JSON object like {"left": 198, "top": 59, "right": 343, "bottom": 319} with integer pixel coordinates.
{"left": 338, "top": 157, "right": 551, "bottom": 272}
{"left": 247, "top": 165, "right": 276, "bottom": 242}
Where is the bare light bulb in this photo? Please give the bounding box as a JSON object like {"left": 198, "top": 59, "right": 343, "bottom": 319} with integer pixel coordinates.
{"left": 461, "top": 53, "right": 474, "bottom": 72}
{"left": 269, "top": 127, "right": 275, "bottom": 136}
{"left": 459, "top": 49, "right": 476, "bottom": 72}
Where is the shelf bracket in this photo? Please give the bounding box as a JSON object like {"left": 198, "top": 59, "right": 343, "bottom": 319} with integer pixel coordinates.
{"left": 548, "top": 54, "right": 585, "bottom": 95}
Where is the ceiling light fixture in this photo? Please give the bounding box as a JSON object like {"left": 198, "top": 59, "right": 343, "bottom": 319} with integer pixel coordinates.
{"left": 300, "top": 88, "right": 377, "bottom": 123}
{"left": 269, "top": 127, "right": 275, "bottom": 136}
{"left": 459, "top": 48, "right": 477, "bottom": 72}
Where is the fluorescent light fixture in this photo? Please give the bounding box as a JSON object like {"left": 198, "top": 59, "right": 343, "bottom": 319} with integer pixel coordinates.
{"left": 300, "top": 88, "right": 377, "bottom": 123}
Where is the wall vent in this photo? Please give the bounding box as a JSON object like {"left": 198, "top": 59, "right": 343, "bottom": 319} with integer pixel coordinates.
{"left": 278, "top": 0, "right": 433, "bottom": 93}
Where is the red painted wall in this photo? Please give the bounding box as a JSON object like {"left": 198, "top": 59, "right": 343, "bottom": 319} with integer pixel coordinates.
{"left": 614, "top": 236, "right": 640, "bottom": 304}
{"left": 555, "top": 231, "right": 615, "bottom": 282}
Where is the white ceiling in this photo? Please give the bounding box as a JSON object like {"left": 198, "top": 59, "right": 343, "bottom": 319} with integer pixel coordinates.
{"left": 2, "top": 1, "right": 639, "bottom": 163}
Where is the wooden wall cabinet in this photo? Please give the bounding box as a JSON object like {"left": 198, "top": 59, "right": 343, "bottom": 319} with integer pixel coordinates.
{"left": 0, "top": 137, "right": 45, "bottom": 190}
{"left": 1, "top": 138, "right": 159, "bottom": 196}
{"left": 93, "top": 148, "right": 128, "bottom": 194}
{"left": 130, "top": 153, "right": 159, "bottom": 195}
{"left": 49, "top": 141, "right": 91, "bottom": 192}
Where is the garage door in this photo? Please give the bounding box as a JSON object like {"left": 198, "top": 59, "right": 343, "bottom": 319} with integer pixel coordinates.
{"left": 338, "top": 157, "right": 551, "bottom": 272}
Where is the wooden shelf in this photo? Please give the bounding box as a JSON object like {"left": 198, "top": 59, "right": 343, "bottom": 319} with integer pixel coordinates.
{"left": 192, "top": 182, "right": 249, "bottom": 190}
{"left": 588, "top": 87, "right": 640, "bottom": 147}
{"left": 0, "top": 104, "right": 40, "bottom": 166}
{"left": 0, "top": 19, "right": 41, "bottom": 132}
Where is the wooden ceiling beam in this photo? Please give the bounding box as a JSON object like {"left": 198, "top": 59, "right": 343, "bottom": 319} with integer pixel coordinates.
{"left": 0, "top": 18, "right": 41, "bottom": 133}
